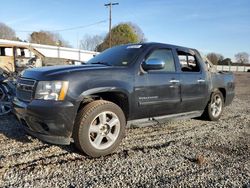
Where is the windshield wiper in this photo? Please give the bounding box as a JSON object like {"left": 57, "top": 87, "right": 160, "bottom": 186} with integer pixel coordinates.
{"left": 90, "top": 62, "right": 112, "bottom": 66}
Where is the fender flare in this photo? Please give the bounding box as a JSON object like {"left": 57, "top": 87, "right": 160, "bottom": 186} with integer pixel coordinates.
{"left": 77, "top": 87, "right": 130, "bottom": 102}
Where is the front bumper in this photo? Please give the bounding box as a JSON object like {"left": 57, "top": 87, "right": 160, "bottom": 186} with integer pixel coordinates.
{"left": 13, "top": 97, "right": 77, "bottom": 145}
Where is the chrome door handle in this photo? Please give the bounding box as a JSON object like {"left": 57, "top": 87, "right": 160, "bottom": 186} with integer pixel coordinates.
{"left": 169, "top": 80, "right": 180, "bottom": 84}
{"left": 197, "top": 79, "right": 205, "bottom": 83}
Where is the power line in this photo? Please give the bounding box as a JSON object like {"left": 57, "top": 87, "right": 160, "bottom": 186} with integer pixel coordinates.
{"left": 15, "top": 20, "right": 108, "bottom": 33}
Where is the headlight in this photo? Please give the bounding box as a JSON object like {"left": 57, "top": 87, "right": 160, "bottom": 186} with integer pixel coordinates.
{"left": 35, "top": 81, "right": 69, "bottom": 101}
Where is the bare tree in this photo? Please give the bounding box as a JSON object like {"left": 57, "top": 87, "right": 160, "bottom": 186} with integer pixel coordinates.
{"left": 206, "top": 53, "right": 224, "bottom": 65}
{"left": 235, "top": 52, "right": 249, "bottom": 64}
{"left": 0, "top": 22, "right": 17, "bottom": 40}
{"left": 29, "top": 31, "right": 70, "bottom": 47}
{"left": 80, "top": 34, "right": 104, "bottom": 51}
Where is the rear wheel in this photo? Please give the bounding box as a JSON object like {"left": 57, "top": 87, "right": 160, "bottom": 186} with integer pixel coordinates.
{"left": 202, "top": 90, "right": 224, "bottom": 121}
{"left": 73, "top": 100, "right": 126, "bottom": 157}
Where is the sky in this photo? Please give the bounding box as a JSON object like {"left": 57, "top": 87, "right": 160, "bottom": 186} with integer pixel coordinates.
{"left": 0, "top": 0, "right": 250, "bottom": 59}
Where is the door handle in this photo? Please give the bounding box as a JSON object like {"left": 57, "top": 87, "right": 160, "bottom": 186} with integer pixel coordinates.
{"left": 169, "top": 80, "right": 180, "bottom": 84}
{"left": 169, "top": 79, "right": 180, "bottom": 88}
{"left": 197, "top": 79, "right": 205, "bottom": 83}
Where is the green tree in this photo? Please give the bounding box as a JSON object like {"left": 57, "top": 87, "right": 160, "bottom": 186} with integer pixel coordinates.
{"left": 126, "top": 22, "right": 147, "bottom": 42}
{"left": 97, "top": 23, "right": 139, "bottom": 52}
{"left": 219, "top": 58, "right": 232, "bottom": 65}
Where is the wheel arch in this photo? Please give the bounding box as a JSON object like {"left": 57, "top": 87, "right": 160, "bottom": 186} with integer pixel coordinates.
{"left": 217, "top": 88, "right": 226, "bottom": 102}
{"left": 202, "top": 87, "right": 225, "bottom": 121}
{"left": 77, "top": 87, "right": 130, "bottom": 120}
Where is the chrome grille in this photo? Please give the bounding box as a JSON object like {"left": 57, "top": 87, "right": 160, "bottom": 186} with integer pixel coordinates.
{"left": 16, "top": 78, "right": 36, "bottom": 102}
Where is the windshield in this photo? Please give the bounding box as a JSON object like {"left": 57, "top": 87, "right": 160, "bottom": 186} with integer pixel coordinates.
{"left": 86, "top": 44, "right": 144, "bottom": 66}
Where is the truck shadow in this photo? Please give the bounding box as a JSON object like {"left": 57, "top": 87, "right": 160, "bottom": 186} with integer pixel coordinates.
{"left": 0, "top": 114, "right": 32, "bottom": 143}
{"left": 0, "top": 114, "right": 87, "bottom": 156}
{"left": 192, "top": 116, "right": 211, "bottom": 121}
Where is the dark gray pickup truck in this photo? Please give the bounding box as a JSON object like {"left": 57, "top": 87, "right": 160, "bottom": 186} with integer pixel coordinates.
{"left": 13, "top": 43, "right": 235, "bottom": 157}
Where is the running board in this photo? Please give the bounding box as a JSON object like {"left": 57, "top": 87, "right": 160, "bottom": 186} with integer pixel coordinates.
{"left": 127, "top": 111, "right": 203, "bottom": 128}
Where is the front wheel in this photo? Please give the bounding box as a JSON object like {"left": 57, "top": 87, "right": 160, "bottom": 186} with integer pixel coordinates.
{"left": 202, "top": 90, "right": 224, "bottom": 121}
{"left": 73, "top": 100, "right": 126, "bottom": 157}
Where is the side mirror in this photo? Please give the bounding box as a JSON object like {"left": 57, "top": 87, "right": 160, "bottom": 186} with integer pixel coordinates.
{"left": 142, "top": 58, "right": 165, "bottom": 71}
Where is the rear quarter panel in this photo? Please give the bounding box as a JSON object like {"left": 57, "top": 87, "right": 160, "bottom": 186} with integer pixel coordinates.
{"left": 210, "top": 71, "right": 235, "bottom": 106}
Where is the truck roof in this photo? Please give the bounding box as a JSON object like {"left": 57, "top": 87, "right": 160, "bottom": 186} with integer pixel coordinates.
{"left": 121, "top": 42, "right": 197, "bottom": 52}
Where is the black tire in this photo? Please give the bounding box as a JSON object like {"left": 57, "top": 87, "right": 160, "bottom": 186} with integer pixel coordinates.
{"left": 202, "top": 90, "right": 224, "bottom": 121}
{"left": 73, "top": 100, "right": 126, "bottom": 157}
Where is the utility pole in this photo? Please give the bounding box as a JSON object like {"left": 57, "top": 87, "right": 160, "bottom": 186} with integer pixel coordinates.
{"left": 104, "top": 2, "right": 119, "bottom": 48}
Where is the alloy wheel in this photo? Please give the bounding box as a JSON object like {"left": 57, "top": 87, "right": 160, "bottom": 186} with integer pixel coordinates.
{"left": 88, "top": 111, "right": 120, "bottom": 150}
{"left": 211, "top": 94, "right": 222, "bottom": 118}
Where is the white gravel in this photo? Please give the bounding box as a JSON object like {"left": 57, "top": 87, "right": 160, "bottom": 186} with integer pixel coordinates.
{"left": 0, "top": 73, "right": 249, "bottom": 188}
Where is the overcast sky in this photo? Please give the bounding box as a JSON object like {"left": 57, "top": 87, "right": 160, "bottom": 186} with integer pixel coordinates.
{"left": 1, "top": 0, "right": 250, "bottom": 59}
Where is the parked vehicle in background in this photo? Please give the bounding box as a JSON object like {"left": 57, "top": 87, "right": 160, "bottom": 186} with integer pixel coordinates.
{"left": 0, "top": 67, "right": 16, "bottom": 115}
{"left": 0, "top": 39, "right": 98, "bottom": 74}
{"left": 0, "top": 40, "right": 95, "bottom": 115}
{"left": 0, "top": 43, "right": 73, "bottom": 74}
{"left": 13, "top": 43, "right": 235, "bottom": 157}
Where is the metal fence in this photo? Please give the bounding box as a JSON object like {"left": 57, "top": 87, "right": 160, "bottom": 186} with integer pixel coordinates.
{"left": 216, "top": 65, "right": 250, "bottom": 72}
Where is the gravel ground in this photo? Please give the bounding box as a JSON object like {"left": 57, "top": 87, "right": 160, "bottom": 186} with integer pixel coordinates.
{"left": 0, "top": 73, "right": 249, "bottom": 187}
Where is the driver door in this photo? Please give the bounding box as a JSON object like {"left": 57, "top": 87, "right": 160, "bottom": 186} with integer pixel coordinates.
{"left": 134, "top": 48, "right": 181, "bottom": 118}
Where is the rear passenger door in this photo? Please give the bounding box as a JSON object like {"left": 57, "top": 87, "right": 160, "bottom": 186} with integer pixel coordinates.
{"left": 137, "top": 48, "right": 181, "bottom": 117}
{"left": 177, "top": 50, "right": 208, "bottom": 112}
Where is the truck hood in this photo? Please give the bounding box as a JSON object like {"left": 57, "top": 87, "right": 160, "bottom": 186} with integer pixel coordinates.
{"left": 21, "top": 64, "right": 109, "bottom": 80}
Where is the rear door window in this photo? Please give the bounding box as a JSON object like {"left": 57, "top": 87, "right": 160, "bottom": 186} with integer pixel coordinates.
{"left": 177, "top": 51, "right": 200, "bottom": 72}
